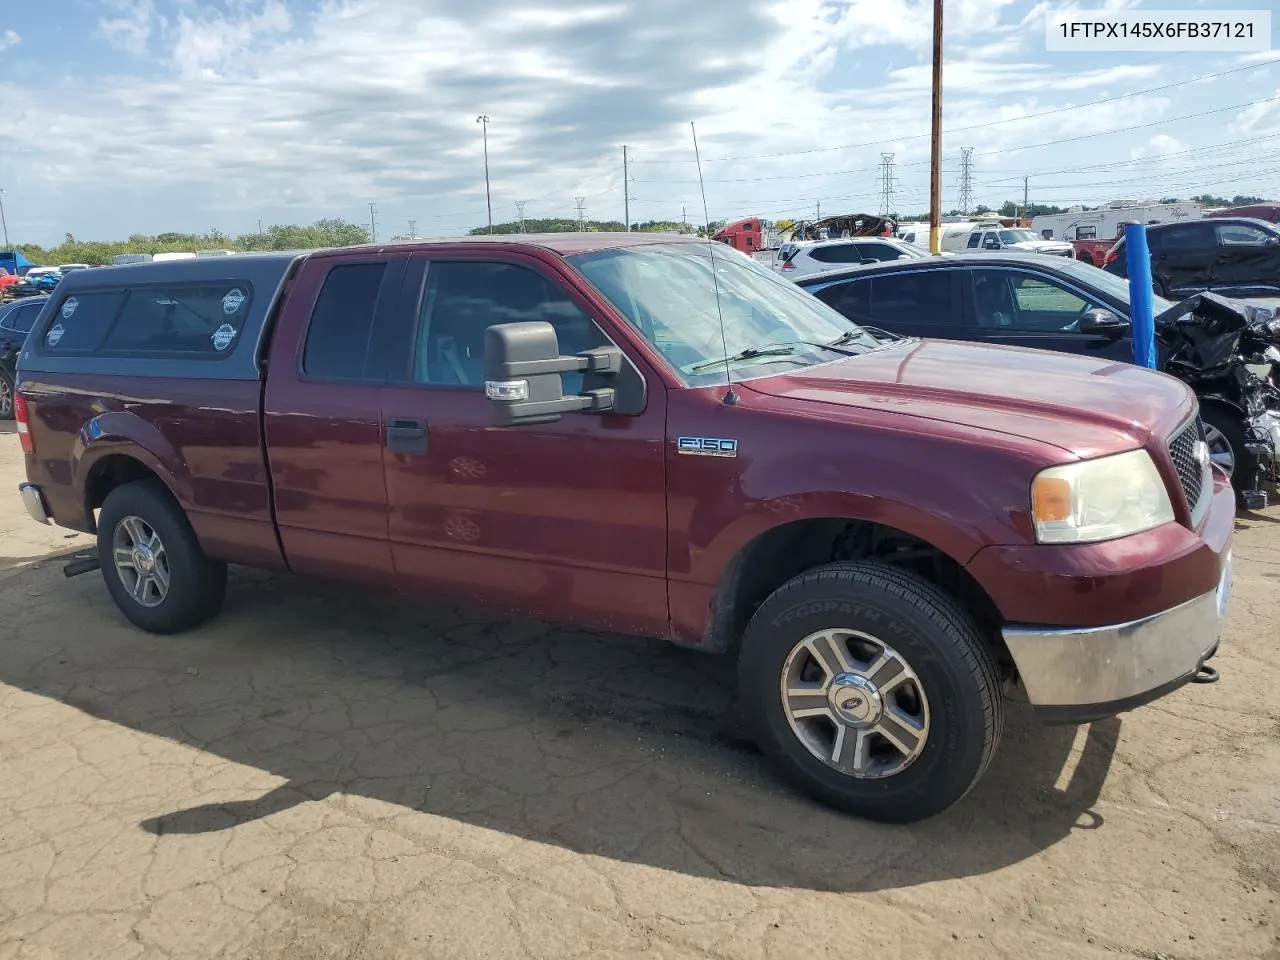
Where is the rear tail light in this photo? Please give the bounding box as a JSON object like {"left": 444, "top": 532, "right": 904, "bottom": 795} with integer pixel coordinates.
{"left": 14, "top": 392, "right": 32, "bottom": 455}
{"left": 782, "top": 260, "right": 795, "bottom": 271}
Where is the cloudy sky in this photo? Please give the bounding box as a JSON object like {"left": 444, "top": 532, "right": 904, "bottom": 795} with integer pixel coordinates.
{"left": 0, "top": 0, "right": 1277, "bottom": 245}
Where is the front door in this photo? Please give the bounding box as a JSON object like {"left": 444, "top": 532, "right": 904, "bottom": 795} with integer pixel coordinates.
{"left": 965, "top": 268, "right": 1136, "bottom": 363}
{"left": 377, "top": 254, "right": 670, "bottom": 636}
{"left": 1209, "top": 221, "right": 1280, "bottom": 298}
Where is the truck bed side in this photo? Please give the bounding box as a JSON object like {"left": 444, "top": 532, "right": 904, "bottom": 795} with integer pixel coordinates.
{"left": 16, "top": 254, "right": 302, "bottom": 570}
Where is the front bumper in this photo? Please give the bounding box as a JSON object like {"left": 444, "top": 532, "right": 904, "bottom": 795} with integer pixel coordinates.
{"left": 1003, "top": 552, "right": 1230, "bottom": 724}
{"left": 18, "top": 482, "right": 51, "bottom": 525}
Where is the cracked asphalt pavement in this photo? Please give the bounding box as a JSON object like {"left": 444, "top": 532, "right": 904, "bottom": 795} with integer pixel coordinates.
{"left": 0, "top": 426, "right": 1277, "bottom": 959}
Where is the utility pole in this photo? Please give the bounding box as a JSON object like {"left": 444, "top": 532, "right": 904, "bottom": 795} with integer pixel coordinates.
{"left": 928, "top": 0, "right": 943, "bottom": 254}
{"left": 575, "top": 197, "right": 587, "bottom": 231}
{"left": 1022, "top": 176, "right": 1030, "bottom": 222}
{"left": 369, "top": 203, "right": 377, "bottom": 243}
{"left": 622, "top": 145, "right": 630, "bottom": 231}
{"left": 878, "top": 153, "right": 896, "bottom": 218}
{"left": 514, "top": 201, "right": 527, "bottom": 234}
{"left": 1, "top": 189, "right": 11, "bottom": 251}
{"left": 816, "top": 201, "right": 821, "bottom": 220}
{"left": 958, "top": 147, "right": 975, "bottom": 216}
{"left": 257, "top": 218, "right": 263, "bottom": 236}
{"left": 476, "top": 115, "right": 493, "bottom": 234}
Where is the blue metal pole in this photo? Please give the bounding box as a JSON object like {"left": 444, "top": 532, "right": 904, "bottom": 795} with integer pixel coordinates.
{"left": 1125, "top": 223, "right": 1157, "bottom": 369}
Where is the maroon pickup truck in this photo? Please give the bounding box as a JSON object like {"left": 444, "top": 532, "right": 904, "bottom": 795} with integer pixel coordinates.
{"left": 14, "top": 234, "right": 1233, "bottom": 823}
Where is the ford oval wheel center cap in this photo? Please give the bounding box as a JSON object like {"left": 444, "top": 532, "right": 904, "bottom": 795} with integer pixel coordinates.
{"left": 828, "top": 673, "right": 883, "bottom": 727}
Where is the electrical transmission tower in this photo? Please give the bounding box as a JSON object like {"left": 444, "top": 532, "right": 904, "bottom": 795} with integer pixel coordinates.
{"left": 575, "top": 197, "right": 587, "bottom": 230}
{"left": 878, "top": 153, "right": 896, "bottom": 217}
{"left": 957, "top": 147, "right": 975, "bottom": 215}
{"left": 514, "top": 201, "right": 527, "bottom": 233}
{"left": 407, "top": 218, "right": 417, "bottom": 239}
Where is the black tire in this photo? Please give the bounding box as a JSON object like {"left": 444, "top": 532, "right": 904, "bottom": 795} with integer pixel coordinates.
{"left": 0, "top": 366, "right": 13, "bottom": 421}
{"left": 738, "top": 560, "right": 1003, "bottom": 823}
{"left": 97, "top": 479, "right": 227, "bottom": 634}
{"left": 1200, "top": 403, "right": 1254, "bottom": 508}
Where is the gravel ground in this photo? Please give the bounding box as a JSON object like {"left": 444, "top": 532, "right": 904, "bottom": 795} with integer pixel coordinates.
{"left": 0, "top": 425, "right": 1277, "bottom": 959}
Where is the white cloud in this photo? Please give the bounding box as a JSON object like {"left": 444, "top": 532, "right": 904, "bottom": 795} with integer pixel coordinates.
{"left": 0, "top": 30, "right": 20, "bottom": 53}
{"left": 100, "top": 0, "right": 158, "bottom": 56}
{"left": 0, "top": 0, "right": 1274, "bottom": 241}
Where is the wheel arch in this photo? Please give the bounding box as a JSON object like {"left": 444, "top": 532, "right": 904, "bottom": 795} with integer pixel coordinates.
{"left": 698, "top": 515, "right": 1008, "bottom": 669}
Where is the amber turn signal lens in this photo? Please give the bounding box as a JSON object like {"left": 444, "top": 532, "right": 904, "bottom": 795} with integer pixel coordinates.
{"left": 1031, "top": 475, "right": 1072, "bottom": 523}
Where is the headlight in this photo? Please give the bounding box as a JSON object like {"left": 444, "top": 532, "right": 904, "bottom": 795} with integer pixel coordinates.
{"left": 1031, "top": 449, "right": 1174, "bottom": 544}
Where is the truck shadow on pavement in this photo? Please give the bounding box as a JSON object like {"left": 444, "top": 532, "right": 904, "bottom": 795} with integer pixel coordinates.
{"left": 3, "top": 564, "right": 1119, "bottom": 894}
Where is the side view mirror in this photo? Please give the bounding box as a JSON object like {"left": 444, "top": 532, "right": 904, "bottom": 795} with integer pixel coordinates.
{"left": 1079, "top": 308, "right": 1129, "bottom": 337}
{"left": 484, "top": 321, "right": 622, "bottom": 426}
{"left": 860, "top": 258, "right": 878, "bottom": 266}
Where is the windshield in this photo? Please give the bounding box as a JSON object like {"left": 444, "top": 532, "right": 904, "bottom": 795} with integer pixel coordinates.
{"left": 1051, "top": 258, "right": 1176, "bottom": 313}
{"left": 567, "top": 242, "right": 884, "bottom": 385}
{"left": 1000, "top": 230, "right": 1041, "bottom": 244}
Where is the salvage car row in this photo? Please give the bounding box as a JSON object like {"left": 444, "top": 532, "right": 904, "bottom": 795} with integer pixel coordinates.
{"left": 10, "top": 234, "right": 1233, "bottom": 825}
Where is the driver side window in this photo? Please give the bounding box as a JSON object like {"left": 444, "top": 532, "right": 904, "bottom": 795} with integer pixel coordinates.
{"left": 411, "top": 261, "right": 598, "bottom": 394}
{"left": 970, "top": 270, "right": 1094, "bottom": 333}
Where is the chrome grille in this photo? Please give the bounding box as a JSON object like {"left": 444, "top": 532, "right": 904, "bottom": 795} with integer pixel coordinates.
{"left": 1168, "top": 416, "right": 1207, "bottom": 522}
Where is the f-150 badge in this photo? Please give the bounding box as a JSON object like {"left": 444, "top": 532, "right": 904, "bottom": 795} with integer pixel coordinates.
{"left": 677, "top": 437, "right": 738, "bottom": 457}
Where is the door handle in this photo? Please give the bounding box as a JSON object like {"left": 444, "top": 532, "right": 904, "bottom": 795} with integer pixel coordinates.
{"left": 386, "top": 417, "right": 428, "bottom": 455}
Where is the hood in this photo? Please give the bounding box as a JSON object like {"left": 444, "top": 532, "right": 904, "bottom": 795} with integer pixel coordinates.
{"left": 743, "top": 338, "right": 1194, "bottom": 460}
{"left": 1009, "top": 240, "right": 1072, "bottom": 254}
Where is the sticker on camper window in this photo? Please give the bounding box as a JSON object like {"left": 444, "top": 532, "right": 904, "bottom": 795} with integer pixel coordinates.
{"left": 222, "top": 288, "right": 246, "bottom": 315}
{"left": 61, "top": 298, "right": 78, "bottom": 319}
{"left": 211, "top": 323, "right": 238, "bottom": 352}
{"left": 46, "top": 323, "right": 65, "bottom": 347}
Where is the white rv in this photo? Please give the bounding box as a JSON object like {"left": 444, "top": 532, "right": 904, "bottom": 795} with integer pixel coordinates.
{"left": 1032, "top": 200, "right": 1204, "bottom": 241}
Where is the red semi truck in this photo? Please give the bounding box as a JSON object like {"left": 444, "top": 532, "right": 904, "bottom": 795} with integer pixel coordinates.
{"left": 14, "top": 234, "right": 1231, "bottom": 823}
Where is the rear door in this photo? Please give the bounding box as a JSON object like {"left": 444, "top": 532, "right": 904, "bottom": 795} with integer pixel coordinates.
{"left": 376, "top": 251, "right": 670, "bottom": 635}
{"left": 1209, "top": 222, "right": 1280, "bottom": 297}
{"left": 263, "top": 253, "right": 410, "bottom": 583}
{"left": 1150, "top": 222, "right": 1215, "bottom": 297}
{"left": 863, "top": 268, "right": 965, "bottom": 339}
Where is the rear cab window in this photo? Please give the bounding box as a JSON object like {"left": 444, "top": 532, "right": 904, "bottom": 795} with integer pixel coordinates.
{"left": 40, "top": 282, "right": 252, "bottom": 359}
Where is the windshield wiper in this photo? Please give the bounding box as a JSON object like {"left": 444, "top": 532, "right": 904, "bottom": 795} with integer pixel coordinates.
{"left": 690, "top": 344, "right": 796, "bottom": 373}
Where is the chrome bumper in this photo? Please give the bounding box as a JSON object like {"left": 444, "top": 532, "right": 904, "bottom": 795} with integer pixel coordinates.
{"left": 18, "top": 483, "right": 50, "bottom": 525}
{"left": 1003, "top": 553, "right": 1230, "bottom": 723}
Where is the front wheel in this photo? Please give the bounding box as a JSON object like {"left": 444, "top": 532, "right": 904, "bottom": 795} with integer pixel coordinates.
{"left": 738, "top": 561, "right": 1004, "bottom": 823}
{"left": 1200, "top": 404, "right": 1255, "bottom": 507}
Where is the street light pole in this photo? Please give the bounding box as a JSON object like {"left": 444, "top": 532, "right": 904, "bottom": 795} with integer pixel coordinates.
{"left": 477, "top": 115, "right": 493, "bottom": 234}
{"left": 928, "top": 0, "right": 944, "bottom": 255}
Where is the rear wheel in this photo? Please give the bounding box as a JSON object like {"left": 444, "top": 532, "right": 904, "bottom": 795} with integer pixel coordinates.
{"left": 97, "top": 479, "right": 227, "bottom": 634}
{"left": 0, "top": 367, "right": 12, "bottom": 420}
{"left": 737, "top": 560, "right": 1003, "bottom": 823}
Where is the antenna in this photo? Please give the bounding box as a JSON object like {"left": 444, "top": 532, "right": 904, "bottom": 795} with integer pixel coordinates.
{"left": 690, "top": 121, "right": 738, "bottom": 406}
